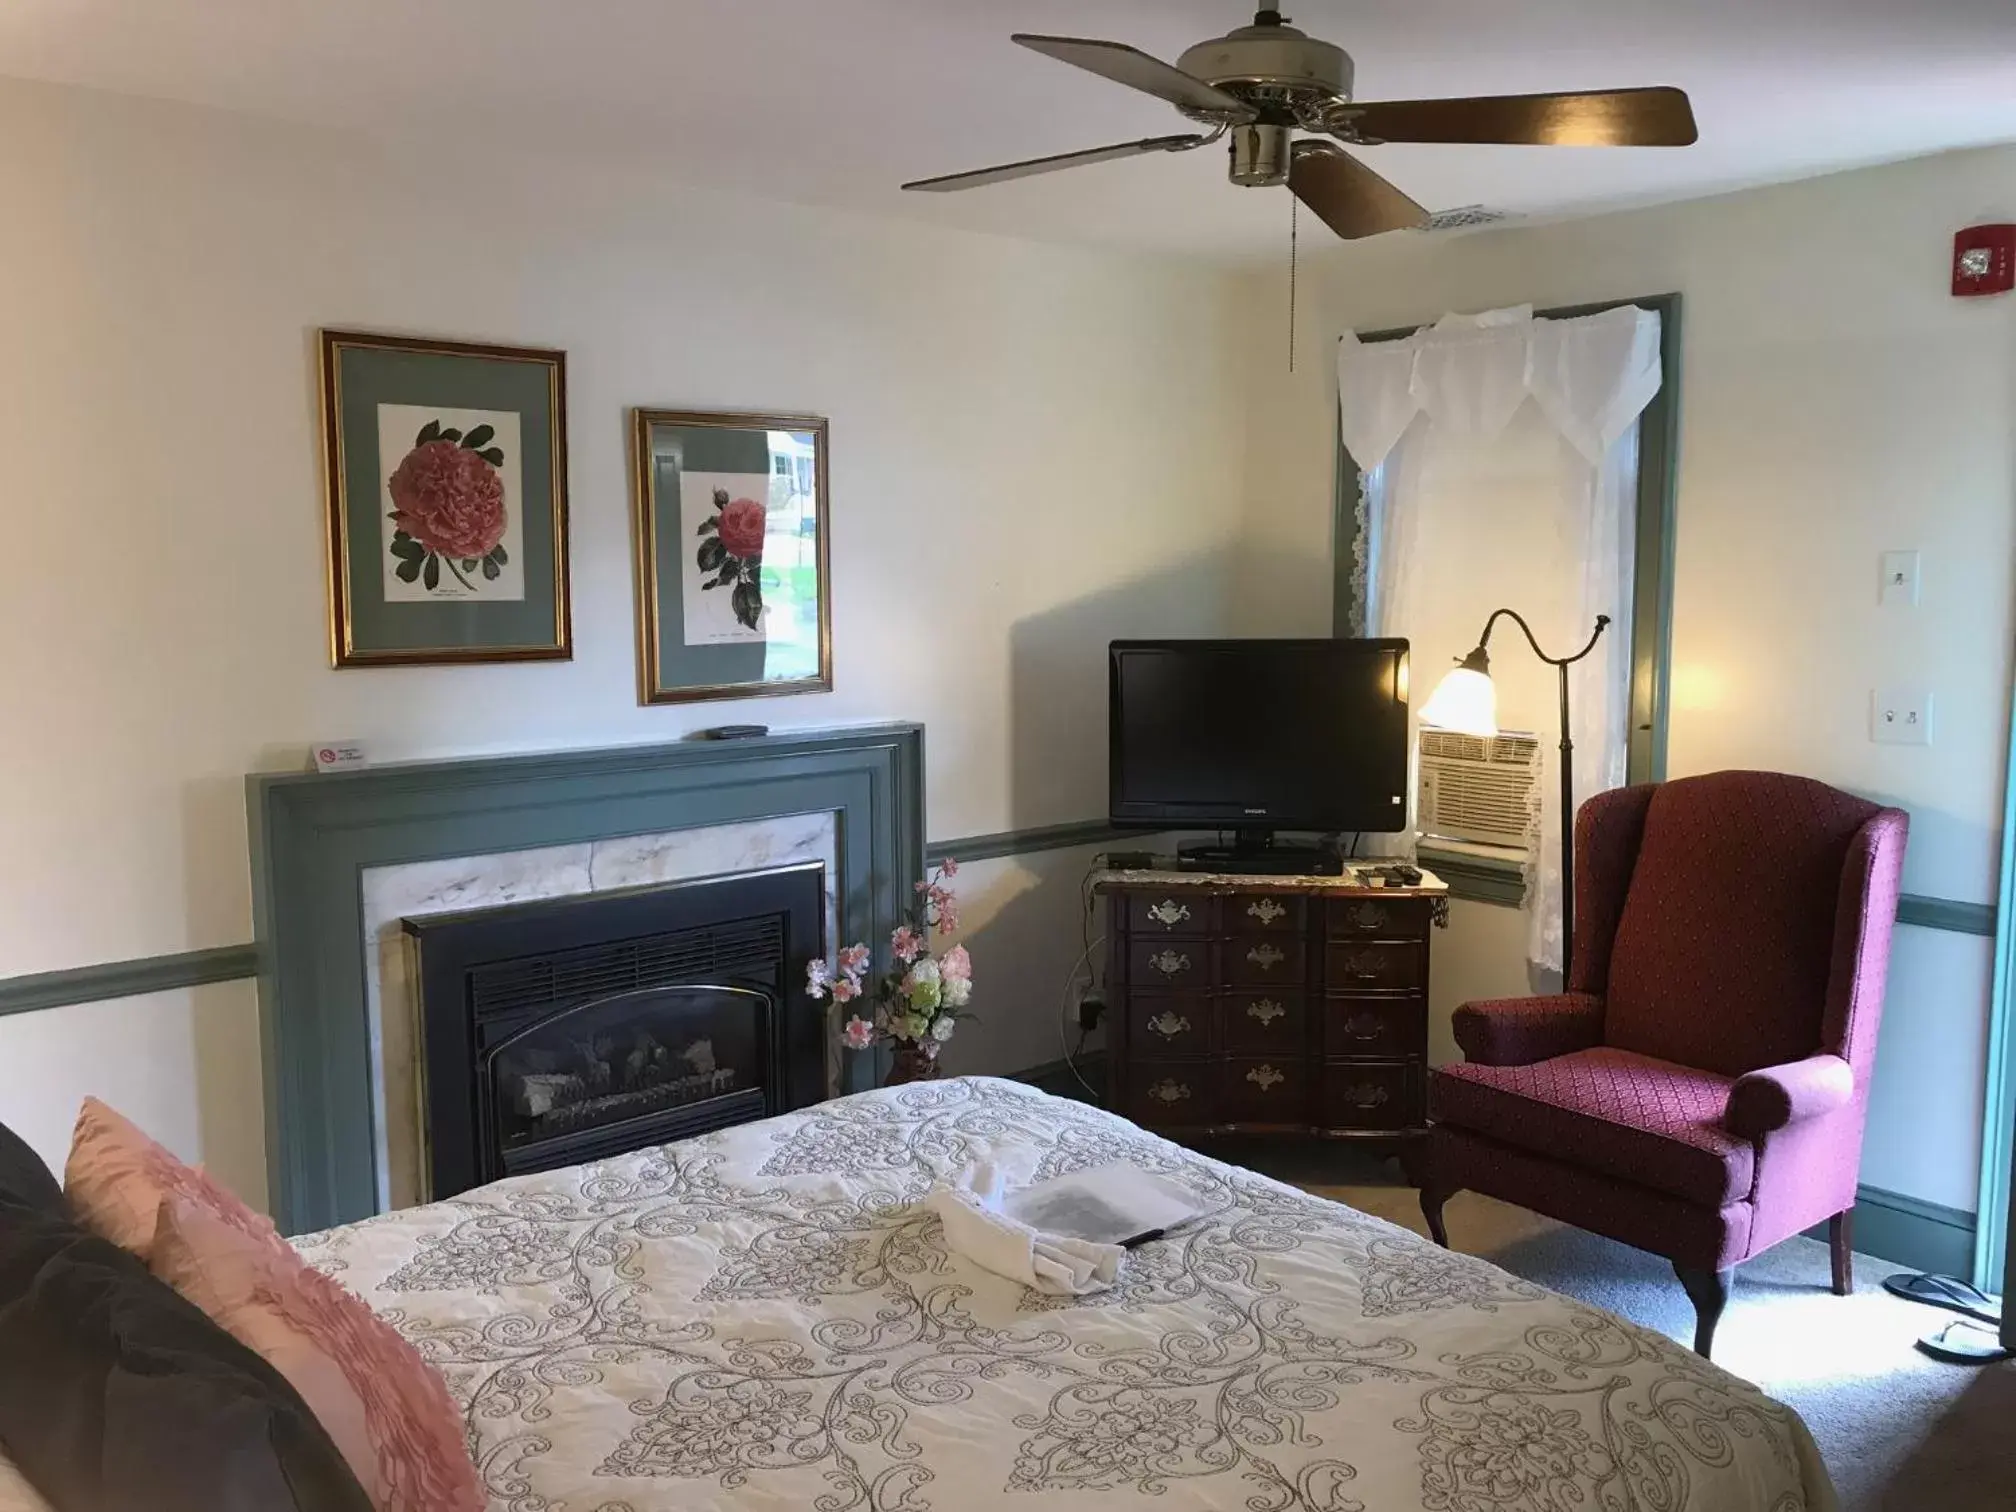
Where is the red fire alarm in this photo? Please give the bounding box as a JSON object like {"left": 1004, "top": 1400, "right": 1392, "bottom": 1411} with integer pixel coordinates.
{"left": 1953, "top": 225, "right": 2016, "bottom": 297}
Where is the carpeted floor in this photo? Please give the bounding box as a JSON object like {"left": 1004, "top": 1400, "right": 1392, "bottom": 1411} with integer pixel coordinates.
{"left": 1214, "top": 1141, "right": 2015, "bottom": 1511}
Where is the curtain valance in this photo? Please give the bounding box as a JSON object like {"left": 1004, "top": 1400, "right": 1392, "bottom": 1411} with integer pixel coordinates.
{"left": 1336, "top": 303, "right": 1663, "bottom": 469}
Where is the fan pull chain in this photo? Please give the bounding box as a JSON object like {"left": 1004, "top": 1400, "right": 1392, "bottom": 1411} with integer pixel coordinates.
{"left": 1288, "top": 189, "right": 1298, "bottom": 372}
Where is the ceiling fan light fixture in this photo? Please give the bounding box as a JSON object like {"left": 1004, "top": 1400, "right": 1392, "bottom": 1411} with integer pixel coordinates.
{"left": 1230, "top": 124, "right": 1295, "bottom": 187}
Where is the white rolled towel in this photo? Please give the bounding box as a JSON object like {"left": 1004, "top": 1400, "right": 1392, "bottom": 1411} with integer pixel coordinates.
{"left": 922, "top": 1163, "right": 1123, "bottom": 1296}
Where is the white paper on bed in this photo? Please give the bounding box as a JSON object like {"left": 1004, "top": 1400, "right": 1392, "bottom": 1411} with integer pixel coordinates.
{"left": 998, "top": 1160, "right": 1205, "bottom": 1246}
{"left": 923, "top": 1162, "right": 1123, "bottom": 1295}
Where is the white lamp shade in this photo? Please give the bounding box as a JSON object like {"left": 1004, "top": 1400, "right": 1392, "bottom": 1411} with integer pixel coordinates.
{"left": 1420, "top": 665, "right": 1499, "bottom": 738}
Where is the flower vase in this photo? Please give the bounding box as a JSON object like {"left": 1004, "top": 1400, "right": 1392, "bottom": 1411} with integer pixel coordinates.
{"left": 885, "top": 1041, "right": 942, "bottom": 1086}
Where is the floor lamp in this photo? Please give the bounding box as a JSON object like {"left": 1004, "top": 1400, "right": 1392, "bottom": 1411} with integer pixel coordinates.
{"left": 1418, "top": 609, "right": 1610, "bottom": 972}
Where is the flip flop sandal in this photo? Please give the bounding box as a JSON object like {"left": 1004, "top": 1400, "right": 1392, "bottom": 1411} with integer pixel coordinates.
{"left": 1916, "top": 1317, "right": 2014, "bottom": 1365}
{"left": 1883, "top": 1271, "right": 2003, "bottom": 1326}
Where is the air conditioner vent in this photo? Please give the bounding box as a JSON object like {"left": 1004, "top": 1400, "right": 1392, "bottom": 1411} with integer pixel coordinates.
{"left": 1416, "top": 204, "right": 1518, "bottom": 233}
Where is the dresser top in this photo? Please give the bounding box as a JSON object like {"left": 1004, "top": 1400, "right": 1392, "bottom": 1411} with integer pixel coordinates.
{"left": 1091, "top": 864, "right": 1448, "bottom": 897}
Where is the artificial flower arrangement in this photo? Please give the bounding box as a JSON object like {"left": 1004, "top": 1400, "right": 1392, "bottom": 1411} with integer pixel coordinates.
{"left": 806, "top": 858, "right": 972, "bottom": 1079}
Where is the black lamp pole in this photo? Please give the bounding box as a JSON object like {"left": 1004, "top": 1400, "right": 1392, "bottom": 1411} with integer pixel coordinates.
{"left": 1456, "top": 609, "right": 1611, "bottom": 975}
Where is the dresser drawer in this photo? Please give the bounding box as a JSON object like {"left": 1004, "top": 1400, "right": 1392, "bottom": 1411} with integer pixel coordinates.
{"left": 1220, "top": 990, "right": 1308, "bottom": 1053}
{"left": 1222, "top": 937, "right": 1306, "bottom": 987}
{"left": 1124, "top": 892, "right": 1213, "bottom": 936}
{"left": 1319, "top": 1060, "right": 1418, "bottom": 1130}
{"left": 1220, "top": 1056, "right": 1310, "bottom": 1125}
{"left": 1225, "top": 892, "right": 1307, "bottom": 935}
{"left": 1129, "top": 940, "right": 1209, "bottom": 989}
{"left": 1128, "top": 996, "right": 1213, "bottom": 1055}
{"left": 1125, "top": 1063, "right": 1214, "bottom": 1127}
{"left": 1323, "top": 997, "right": 1423, "bottom": 1059}
{"left": 1326, "top": 896, "right": 1431, "bottom": 939}
{"left": 1323, "top": 940, "right": 1424, "bottom": 992}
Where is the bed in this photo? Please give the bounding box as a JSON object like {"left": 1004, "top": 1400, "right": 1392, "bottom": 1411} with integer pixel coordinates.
{"left": 293, "top": 1076, "right": 1835, "bottom": 1510}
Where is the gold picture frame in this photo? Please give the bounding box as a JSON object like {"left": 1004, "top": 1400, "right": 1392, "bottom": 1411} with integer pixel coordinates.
{"left": 320, "top": 329, "right": 571, "bottom": 667}
{"left": 630, "top": 407, "right": 833, "bottom": 705}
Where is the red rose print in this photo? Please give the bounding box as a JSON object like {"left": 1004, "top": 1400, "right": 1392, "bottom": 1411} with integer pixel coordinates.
{"left": 718, "top": 497, "right": 766, "bottom": 560}
{"left": 388, "top": 440, "right": 507, "bottom": 561}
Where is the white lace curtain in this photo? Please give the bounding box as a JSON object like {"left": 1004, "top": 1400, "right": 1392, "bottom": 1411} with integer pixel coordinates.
{"left": 1338, "top": 304, "right": 1663, "bottom": 972}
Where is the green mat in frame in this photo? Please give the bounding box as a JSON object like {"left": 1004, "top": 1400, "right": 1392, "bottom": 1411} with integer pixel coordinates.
{"left": 247, "top": 725, "right": 924, "bottom": 1235}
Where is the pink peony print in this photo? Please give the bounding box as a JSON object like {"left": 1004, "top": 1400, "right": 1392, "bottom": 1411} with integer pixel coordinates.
{"left": 718, "top": 497, "right": 767, "bottom": 559}
{"left": 388, "top": 440, "right": 506, "bottom": 561}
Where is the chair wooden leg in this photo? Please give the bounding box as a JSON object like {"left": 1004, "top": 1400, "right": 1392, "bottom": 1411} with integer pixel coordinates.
{"left": 1829, "top": 1210, "right": 1853, "bottom": 1296}
{"left": 1419, "top": 1184, "right": 1452, "bottom": 1248}
{"left": 1674, "top": 1263, "right": 1735, "bottom": 1358}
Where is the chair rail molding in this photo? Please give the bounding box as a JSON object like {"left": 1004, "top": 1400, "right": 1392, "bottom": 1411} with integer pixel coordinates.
{"left": 0, "top": 853, "right": 1989, "bottom": 1024}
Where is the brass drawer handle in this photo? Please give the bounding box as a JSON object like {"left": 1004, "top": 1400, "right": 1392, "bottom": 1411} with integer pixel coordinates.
{"left": 1246, "top": 944, "right": 1286, "bottom": 971}
{"left": 1147, "top": 950, "right": 1192, "bottom": 978}
{"left": 1246, "top": 1065, "right": 1285, "bottom": 1091}
{"left": 1147, "top": 1079, "right": 1191, "bottom": 1104}
{"left": 1345, "top": 902, "right": 1389, "bottom": 932}
{"left": 1340, "top": 1082, "right": 1392, "bottom": 1110}
{"left": 1342, "top": 1011, "right": 1385, "bottom": 1040}
{"left": 1146, "top": 899, "right": 1192, "bottom": 928}
{"left": 1246, "top": 998, "right": 1287, "bottom": 1026}
{"left": 1246, "top": 898, "right": 1288, "bottom": 925}
{"left": 1147, "top": 1011, "right": 1191, "bottom": 1040}
{"left": 1338, "top": 950, "right": 1386, "bottom": 982}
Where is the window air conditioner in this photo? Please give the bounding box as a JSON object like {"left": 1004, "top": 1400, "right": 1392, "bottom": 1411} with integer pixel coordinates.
{"left": 1418, "top": 729, "right": 1541, "bottom": 850}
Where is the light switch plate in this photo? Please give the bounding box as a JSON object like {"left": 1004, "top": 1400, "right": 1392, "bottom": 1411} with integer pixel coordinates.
{"left": 1880, "top": 550, "right": 1921, "bottom": 607}
{"left": 1872, "top": 687, "right": 1932, "bottom": 746}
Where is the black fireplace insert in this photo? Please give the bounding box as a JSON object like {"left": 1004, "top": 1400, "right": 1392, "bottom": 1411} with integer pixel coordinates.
{"left": 404, "top": 865, "right": 825, "bottom": 1201}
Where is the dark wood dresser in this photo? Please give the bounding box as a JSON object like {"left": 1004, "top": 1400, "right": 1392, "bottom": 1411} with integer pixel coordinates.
{"left": 1096, "top": 867, "right": 1448, "bottom": 1148}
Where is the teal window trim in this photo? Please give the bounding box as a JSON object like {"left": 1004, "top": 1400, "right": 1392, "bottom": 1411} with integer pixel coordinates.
{"left": 1335, "top": 293, "right": 1683, "bottom": 907}
{"left": 1975, "top": 690, "right": 2016, "bottom": 1301}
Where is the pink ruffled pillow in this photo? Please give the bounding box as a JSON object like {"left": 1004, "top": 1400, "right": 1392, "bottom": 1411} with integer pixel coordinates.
{"left": 154, "top": 1198, "right": 484, "bottom": 1512}
{"left": 63, "top": 1096, "right": 280, "bottom": 1260}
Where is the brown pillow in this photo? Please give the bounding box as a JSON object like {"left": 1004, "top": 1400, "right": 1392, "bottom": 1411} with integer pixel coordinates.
{"left": 0, "top": 1198, "right": 371, "bottom": 1512}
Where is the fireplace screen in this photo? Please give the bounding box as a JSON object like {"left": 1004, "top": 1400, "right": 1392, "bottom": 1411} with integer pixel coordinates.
{"left": 408, "top": 866, "right": 825, "bottom": 1201}
{"left": 487, "top": 985, "right": 769, "bottom": 1171}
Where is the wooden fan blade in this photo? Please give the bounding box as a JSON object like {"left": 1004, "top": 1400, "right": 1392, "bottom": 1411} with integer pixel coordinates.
{"left": 903, "top": 134, "right": 1212, "bottom": 192}
{"left": 1288, "top": 143, "right": 1429, "bottom": 240}
{"left": 1343, "top": 86, "right": 1698, "bottom": 147}
{"left": 1012, "top": 34, "right": 1255, "bottom": 119}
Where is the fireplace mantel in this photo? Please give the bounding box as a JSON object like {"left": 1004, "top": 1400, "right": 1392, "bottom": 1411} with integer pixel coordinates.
{"left": 246, "top": 725, "right": 924, "bottom": 1234}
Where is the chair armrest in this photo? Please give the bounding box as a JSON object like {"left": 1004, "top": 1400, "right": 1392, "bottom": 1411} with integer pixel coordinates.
{"left": 1725, "top": 1054, "right": 1855, "bottom": 1138}
{"left": 1452, "top": 993, "right": 1606, "bottom": 1067}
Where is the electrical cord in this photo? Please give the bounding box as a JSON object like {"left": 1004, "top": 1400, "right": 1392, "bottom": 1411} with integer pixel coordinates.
{"left": 1058, "top": 931, "right": 1107, "bottom": 1100}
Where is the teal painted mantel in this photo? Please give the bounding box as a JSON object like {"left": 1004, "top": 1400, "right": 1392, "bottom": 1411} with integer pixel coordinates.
{"left": 245, "top": 726, "right": 924, "bottom": 1234}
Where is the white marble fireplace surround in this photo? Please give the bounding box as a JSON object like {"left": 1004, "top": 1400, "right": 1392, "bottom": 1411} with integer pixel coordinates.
{"left": 360, "top": 812, "right": 839, "bottom": 1212}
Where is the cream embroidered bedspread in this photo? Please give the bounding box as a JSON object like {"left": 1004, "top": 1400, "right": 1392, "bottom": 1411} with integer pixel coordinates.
{"left": 295, "top": 1076, "right": 1836, "bottom": 1511}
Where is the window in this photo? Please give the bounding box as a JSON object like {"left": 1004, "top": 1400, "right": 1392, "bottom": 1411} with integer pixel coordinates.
{"left": 1335, "top": 294, "right": 1682, "bottom": 910}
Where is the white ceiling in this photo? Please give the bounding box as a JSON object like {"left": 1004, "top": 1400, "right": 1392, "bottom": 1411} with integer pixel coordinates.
{"left": 4, "top": 0, "right": 2015, "bottom": 264}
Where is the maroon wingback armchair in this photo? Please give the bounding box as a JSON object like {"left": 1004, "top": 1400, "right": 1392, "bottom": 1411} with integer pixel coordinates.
{"left": 1420, "top": 770, "right": 1908, "bottom": 1357}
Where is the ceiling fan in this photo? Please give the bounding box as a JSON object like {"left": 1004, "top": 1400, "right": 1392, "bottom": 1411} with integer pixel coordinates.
{"left": 902, "top": 8, "right": 1698, "bottom": 240}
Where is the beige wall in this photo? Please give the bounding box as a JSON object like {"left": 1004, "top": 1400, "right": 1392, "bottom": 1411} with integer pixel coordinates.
{"left": 0, "top": 78, "right": 1253, "bottom": 1189}
{"left": 1238, "top": 144, "right": 2016, "bottom": 1211}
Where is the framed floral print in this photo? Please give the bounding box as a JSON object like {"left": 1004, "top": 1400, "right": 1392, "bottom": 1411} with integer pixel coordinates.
{"left": 631, "top": 408, "right": 832, "bottom": 704}
{"left": 320, "top": 330, "right": 570, "bottom": 666}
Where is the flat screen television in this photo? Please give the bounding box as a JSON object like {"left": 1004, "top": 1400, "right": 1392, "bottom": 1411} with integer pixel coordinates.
{"left": 1108, "top": 639, "right": 1410, "bottom": 857}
